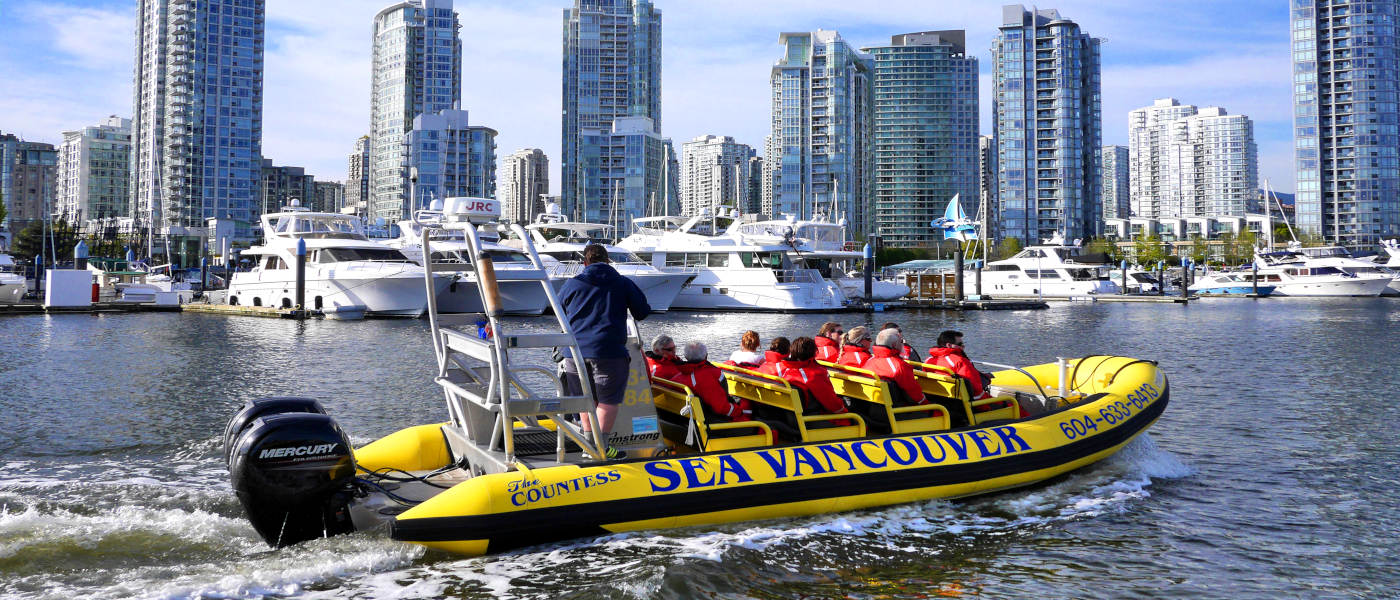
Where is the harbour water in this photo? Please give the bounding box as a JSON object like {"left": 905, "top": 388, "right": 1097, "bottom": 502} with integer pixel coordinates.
{"left": 2, "top": 299, "right": 1399, "bottom": 599}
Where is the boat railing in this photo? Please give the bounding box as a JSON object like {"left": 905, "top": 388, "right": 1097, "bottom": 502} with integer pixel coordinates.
{"left": 977, "top": 359, "right": 1065, "bottom": 402}
{"left": 417, "top": 207, "right": 610, "bottom": 471}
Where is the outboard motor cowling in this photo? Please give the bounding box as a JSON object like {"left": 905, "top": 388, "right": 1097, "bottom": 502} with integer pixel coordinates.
{"left": 229, "top": 412, "right": 357, "bottom": 548}
{"left": 223, "top": 396, "right": 326, "bottom": 465}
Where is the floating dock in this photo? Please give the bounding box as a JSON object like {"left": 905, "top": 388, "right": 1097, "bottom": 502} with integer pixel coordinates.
{"left": 884, "top": 298, "right": 1049, "bottom": 311}
{"left": 0, "top": 302, "right": 183, "bottom": 316}
{"left": 181, "top": 303, "right": 320, "bottom": 319}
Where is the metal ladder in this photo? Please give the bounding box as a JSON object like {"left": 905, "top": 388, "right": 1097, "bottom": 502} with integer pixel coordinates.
{"left": 418, "top": 210, "right": 608, "bottom": 474}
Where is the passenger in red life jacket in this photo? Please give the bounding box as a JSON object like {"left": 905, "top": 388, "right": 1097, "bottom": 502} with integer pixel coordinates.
{"left": 780, "top": 337, "right": 851, "bottom": 424}
{"left": 867, "top": 329, "right": 929, "bottom": 406}
{"left": 836, "top": 326, "right": 873, "bottom": 368}
{"left": 644, "top": 334, "right": 681, "bottom": 381}
{"left": 926, "top": 330, "right": 992, "bottom": 400}
{"left": 880, "top": 321, "right": 921, "bottom": 361}
{"left": 814, "top": 322, "right": 843, "bottom": 362}
{"left": 726, "top": 330, "right": 764, "bottom": 368}
{"left": 757, "top": 337, "right": 790, "bottom": 377}
{"left": 676, "top": 341, "right": 754, "bottom": 422}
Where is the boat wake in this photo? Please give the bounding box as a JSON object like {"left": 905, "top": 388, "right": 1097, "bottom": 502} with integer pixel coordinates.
{"left": 0, "top": 435, "right": 1189, "bottom": 599}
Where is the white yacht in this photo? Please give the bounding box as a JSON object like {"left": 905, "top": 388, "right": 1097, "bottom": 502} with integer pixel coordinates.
{"left": 1253, "top": 245, "right": 1392, "bottom": 297}
{"left": 1381, "top": 240, "right": 1400, "bottom": 295}
{"left": 618, "top": 213, "right": 849, "bottom": 311}
{"left": 732, "top": 214, "right": 910, "bottom": 302}
{"left": 1107, "top": 269, "right": 1163, "bottom": 294}
{"left": 228, "top": 203, "right": 448, "bottom": 317}
{"left": 514, "top": 211, "right": 691, "bottom": 312}
{"left": 0, "top": 253, "right": 27, "bottom": 304}
{"left": 1295, "top": 243, "right": 1399, "bottom": 296}
{"left": 389, "top": 212, "right": 550, "bottom": 315}
{"left": 972, "top": 234, "right": 1119, "bottom": 297}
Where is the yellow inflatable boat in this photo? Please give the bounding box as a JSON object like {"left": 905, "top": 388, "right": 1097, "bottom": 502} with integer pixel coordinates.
{"left": 223, "top": 202, "right": 1168, "bottom": 557}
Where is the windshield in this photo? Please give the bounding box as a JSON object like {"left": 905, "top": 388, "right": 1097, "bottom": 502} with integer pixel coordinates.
{"left": 275, "top": 216, "right": 366, "bottom": 240}
{"left": 315, "top": 248, "right": 411, "bottom": 263}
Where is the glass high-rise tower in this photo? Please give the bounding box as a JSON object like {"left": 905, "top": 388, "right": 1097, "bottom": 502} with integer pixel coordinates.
{"left": 131, "top": 0, "right": 265, "bottom": 255}
{"left": 864, "top": 31, "right": 978, "bottom": 248}
{"left": 992, "top": 5, "right": 1101, "bottom": 244}
{"left": 562, "top": 0, "right": 662, "bottom": 224}
{"left": 769, "top": 30, "right": 873, "bottom": 231}
{"left": 1292, "top": 0, "right": 1400, "bottom": 247}
{"left": 369, "top": 0, "right": 461, "bottom": 223}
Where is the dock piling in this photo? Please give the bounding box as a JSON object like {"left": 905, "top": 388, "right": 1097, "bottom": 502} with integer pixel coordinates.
{"left": 954, "top": 246, "right": 964, "bottom": 302}
{"left": 295, "top": 238, "right": 306, "bottom": 319}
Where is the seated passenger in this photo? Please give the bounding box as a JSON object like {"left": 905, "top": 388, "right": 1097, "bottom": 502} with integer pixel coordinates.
{"left": 780, "top": 337, "right": 852, "bottom": 424}
{"left": 867, "top": 329, "right": 930, "bottom": 407}
{"left": 644, "top": 334, "right": 681, "bottom": 381}
{"left": 836, "top": 326, "right": 873, "bottom": 368}
{"left": 926, "top": 330, "right": 992, "bottom": 400}
{"left": 758, "top": 337, "right": 791, "bottom": 377}
{"left": 814, "top": 322, "right": 843, "bottom": 362}
{"left": 727, "top": 330, "right": 764, "bottom": 368}
{"left": 676, "top": 341, "right": 753, "bottom": 422}
{"left": 880, "top": 322, "right": 921, "bottom": 361}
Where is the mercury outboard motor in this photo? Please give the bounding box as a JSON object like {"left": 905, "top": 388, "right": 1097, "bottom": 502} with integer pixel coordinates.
{"left": 223, "top": 397, "right": 326, "bottom": 465}
{"left": 227, "top": 409, "right": 357, "bottom": 548}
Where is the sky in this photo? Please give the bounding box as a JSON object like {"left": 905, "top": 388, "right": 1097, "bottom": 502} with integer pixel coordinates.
{"left": 0, "top": 0, "right": 1295, "bottom": 196}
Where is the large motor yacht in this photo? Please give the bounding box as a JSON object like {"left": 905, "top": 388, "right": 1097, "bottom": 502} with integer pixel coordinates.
{"left": 973, "top": 233, "right": 1119, "bottom": 297}
{"left": 1252, "top": 243, "right": 1392, "bottom": 297}
{"left": 388, "top": 205, "right": 550, "bottom": 315}
{"left": 0, "top": 253, "right": 26, "bottom": 304}
{"left": 513, "top": 210, "right": 691, "bottom": 312}
{"left": 228, "top": 202, "right": 448, "bottom": 317}
{"left": 731, "top": 213, "right": 910, "bottom": 302}
{"left": 618, "top": 212, "right": 849, "bottom": 311}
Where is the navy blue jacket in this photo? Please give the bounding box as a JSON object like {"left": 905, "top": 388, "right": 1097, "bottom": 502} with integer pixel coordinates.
{"left": 558, "top": 263, "right": 651, "bottom": 359}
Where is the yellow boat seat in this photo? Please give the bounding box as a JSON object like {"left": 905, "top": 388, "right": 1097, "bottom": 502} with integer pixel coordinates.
{"left": 650, "top": 376, "right": 773, "bottom": 452}
{"left": 714, "top": 362, "right": 866, "bottom": 443}
{"left": 907, "top": 360, "right": 1020, "bottom": 426}
{"left": 819, "top": 361, "right": 950, "bottom": 435}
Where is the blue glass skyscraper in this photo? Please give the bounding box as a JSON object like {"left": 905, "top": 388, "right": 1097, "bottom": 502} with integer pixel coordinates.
{"left": 562, "top": 0, "right": 663, "bottom": 224}
{"left": 1292, "top": 0, "right": 1400, "bottom": 247}
{"left": 992, "top": 5, "right": 1102, "bottom": 244}
{"left": 370, "top": 0, "right": 462, "bottom": 223}
{"left": 131, "top": 0, "right": 265, "bottom": 255}
{"left": 864, "top": 31, "right": 978, "bottom": 248}
{"left": 769, "top": 30, "right": 873, "bottom": 232}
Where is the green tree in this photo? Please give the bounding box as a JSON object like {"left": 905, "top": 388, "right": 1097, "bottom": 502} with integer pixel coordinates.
{"left": 11, "top": 218, "right": 80, "bottom": 263}
{"left": 992, "top": 237, "right": 1023, "bottom": 260}
{"left": 1134, "top": 234, "right": 1168, "bottom": 266}
{"left": 1187, "top": 235, "right": 1210, "bottom": 265}
{"left": 0, "top": 190, "right": 7, "bottom": 227}
{"left": 1083, "top": 236, "right": 1123, "bottom": 261}
{"left": 1297, "top": 230, "right": 1326, "bottom": 247}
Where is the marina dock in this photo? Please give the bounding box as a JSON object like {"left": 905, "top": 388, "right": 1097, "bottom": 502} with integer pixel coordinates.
{"left": 0, "top": 302, "right": 183, "bottom": 315}
{"left": 180, "top": 303, "right": 320, "bottom": 319}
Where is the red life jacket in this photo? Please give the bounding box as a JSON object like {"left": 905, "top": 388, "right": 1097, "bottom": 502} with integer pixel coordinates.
{"left": 926, "top": 346, "right": 988, "bottom": 399}
{"left": 868, "top": 346, "right": 927, "bottom": 405}
{"left": 645, "top": 351, "right": 682, "bottom": 381}
{"left": 757, "top": 351, "right": 788, "bottom": 377}
{"left": 779, "top": 359, "right": 850, "bottom": 424}
{"left": 837, "top": 345, "right": 872, "bottom": 368}
{"left": 814, "top": 336, "right": 839, "bottom": 362}
{"left": 899, "top": 343, "right": 920, "bottom": 361}
{"left": 675, "top": 360, "right": 751, "bottom": 421}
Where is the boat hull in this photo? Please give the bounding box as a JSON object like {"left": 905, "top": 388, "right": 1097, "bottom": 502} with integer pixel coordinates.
{"left": 0, "top": 279, "right": 25, "bottom": 304}
{"left": 437, "top": 276, "right": 549, "bottom": 315}
{"left": 1190, "top": 285, "right": 1276, "bottom": 296}
{"left": 382, "top": 358, "right": 1167, "bottom": 556}
{"left": 1269, "top": 275, "right": 1392, "bottom": 297}
{"left": 229, "top": 270, "right": 448, "bottom": 317}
